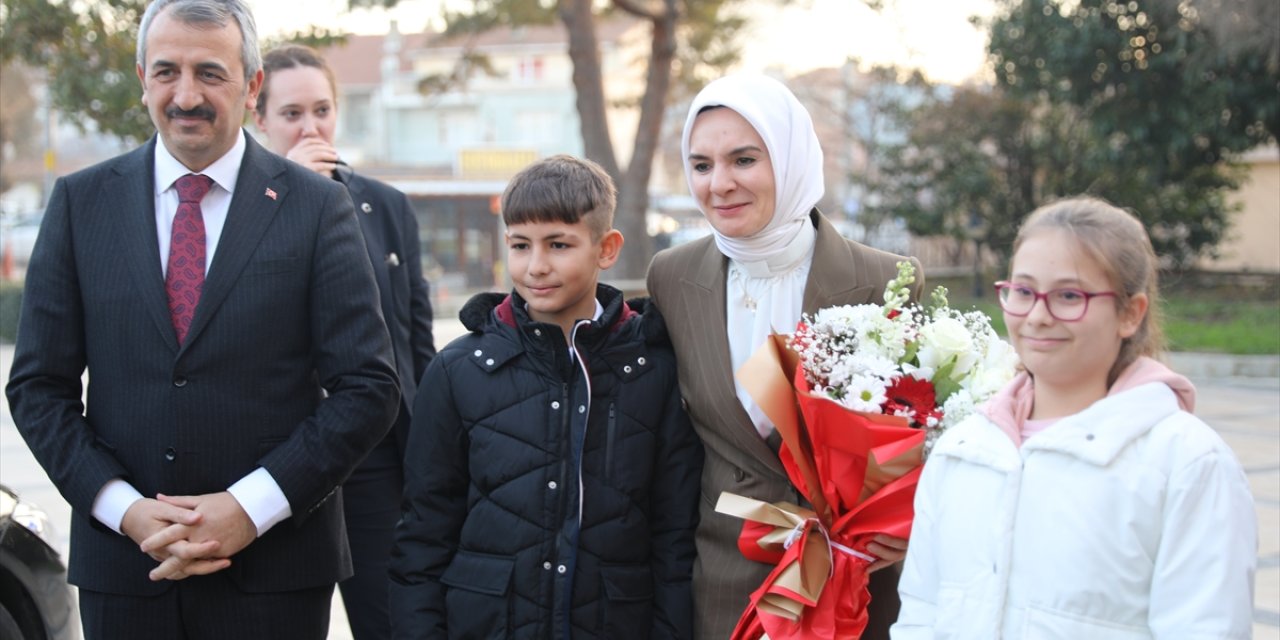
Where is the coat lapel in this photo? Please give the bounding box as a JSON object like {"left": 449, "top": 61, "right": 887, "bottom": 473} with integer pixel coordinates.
{"left": 680, "top": 238, "right": 784, "bottom": 474}
{"left": 802, "top": 212, "right": 882, "bottom": 312}
{"left": 182, "top": 135, "right": 288, "bottom": 350}
{"left": 112, "top": 139, "right": 181, "bottom": 351}
{"left": 344, "top": 173, "right": 395, "bottom": 322}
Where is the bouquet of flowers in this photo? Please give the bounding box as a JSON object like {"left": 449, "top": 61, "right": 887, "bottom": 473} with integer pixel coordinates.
{"left": 792, "top": 261, "right": 1019, "bottom": 457}
{"left": 716, "top": 261, "right": 1018, "bottom": 640}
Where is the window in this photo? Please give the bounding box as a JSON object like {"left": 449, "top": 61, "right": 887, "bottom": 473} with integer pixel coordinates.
{"left": 513, "top": 56, "right": 544, "bottom": 84}
{"left": 342, "top": 93, "right": 371, "bottom": 137}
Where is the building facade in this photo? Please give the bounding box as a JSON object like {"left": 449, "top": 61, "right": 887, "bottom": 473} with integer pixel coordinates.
{"left": 320, "top": 18, "right": 650, "bottom": 289}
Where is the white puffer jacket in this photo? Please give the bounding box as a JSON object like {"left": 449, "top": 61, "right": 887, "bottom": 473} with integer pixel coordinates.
{"left": 892, "top": 381, "right": 1256, "bottom": 640}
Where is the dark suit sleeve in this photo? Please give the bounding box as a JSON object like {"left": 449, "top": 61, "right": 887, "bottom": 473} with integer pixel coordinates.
{"left": 6, "top": 177, "right": 127, "bottom": 515}
{"left": 257, "top": 180, "right": 400, "bottom": 519}
{"left": 389, "top": 353, "right": 467, "bottom": 638}
{"left": 649, "top": 350, "right": 703, "bottom": 639}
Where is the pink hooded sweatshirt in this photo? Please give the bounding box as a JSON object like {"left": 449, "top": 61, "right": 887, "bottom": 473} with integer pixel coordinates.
{"left": 982, "top": 356, "right": 1197, "bottom": 448}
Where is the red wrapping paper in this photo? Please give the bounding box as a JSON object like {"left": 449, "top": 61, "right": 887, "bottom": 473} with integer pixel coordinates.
{"left": 719, "top": 334, "right": 925, "bottom": 640}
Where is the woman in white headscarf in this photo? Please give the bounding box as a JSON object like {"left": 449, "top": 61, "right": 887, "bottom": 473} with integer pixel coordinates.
{"left": 646, "top": 73, "right": 924, "bottom": 639}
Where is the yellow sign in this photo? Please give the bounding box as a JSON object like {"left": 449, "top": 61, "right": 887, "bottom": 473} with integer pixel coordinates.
{"left": 458, "top": 149, "right": 537, "bottom": 179}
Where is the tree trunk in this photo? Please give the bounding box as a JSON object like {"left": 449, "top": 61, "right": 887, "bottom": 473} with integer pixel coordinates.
{"left": 559, "top": 0, "right": 620, "bottom": 178}
{"left": 559, "top": 0, "right": 680, "bottom": 282}
{"left": 613, "top": 0, "right": 678, "bottom": 281}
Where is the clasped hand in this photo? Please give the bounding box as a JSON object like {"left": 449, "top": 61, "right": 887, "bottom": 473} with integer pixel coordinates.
{"left": 121, "top": 492, "right": 256, "bottom": 582}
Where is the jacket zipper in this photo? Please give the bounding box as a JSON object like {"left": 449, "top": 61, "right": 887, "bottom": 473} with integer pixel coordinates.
{"left": 605, "top": 402, "right": 616, "bottom": 479}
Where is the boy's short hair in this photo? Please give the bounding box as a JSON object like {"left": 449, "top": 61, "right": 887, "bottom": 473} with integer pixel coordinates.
{"left": 501, "top": 154, "right": 617, "bottom": 241}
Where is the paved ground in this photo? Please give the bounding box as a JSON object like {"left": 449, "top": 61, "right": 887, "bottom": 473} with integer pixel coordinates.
{"left": 2, "top": 326, "right": 1277, "bottom": 638}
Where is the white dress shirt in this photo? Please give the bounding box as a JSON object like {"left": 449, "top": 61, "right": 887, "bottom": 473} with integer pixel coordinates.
{"left": 92, "top": 131, "right": 291, "bottom": 538}
{"left": 726, "top": 222, "right": 815, "bottom": 438}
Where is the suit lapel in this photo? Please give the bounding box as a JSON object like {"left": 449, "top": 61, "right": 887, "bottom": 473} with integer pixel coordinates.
{"left": 112, "top": 140, "right": 181, "bottom": 351}
{"left": 802, "top": 212, "right": 881, "bottom": 313}
{"left": 183, "top": 136, "right": 288, "bottom": 350}
{"left": 680, "top": 239, "right": 783, "bottom": 473}
{"left": 346, "top": 174, "right": 395, "bottom": 322}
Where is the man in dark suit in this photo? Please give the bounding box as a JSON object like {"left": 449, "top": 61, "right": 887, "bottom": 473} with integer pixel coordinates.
{"left": 4, "top": 1, "right": 400, "bottom": 638}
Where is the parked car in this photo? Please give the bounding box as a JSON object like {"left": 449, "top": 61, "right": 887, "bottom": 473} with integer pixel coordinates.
{"left": 0, "top": 485, "right": 79, "bottom": 640}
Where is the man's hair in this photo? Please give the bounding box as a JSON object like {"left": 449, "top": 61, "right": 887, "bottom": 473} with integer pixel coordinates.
{"left": 500, "top": 155, "right": 617, "bottom": 241}
{"left": 137, "top": 0, "right": 262, "bottom": 82}
{"left": 257, "top": 44, "right": 336, "bottom": 116}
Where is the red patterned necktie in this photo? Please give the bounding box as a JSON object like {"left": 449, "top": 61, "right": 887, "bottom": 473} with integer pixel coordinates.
{"left": 166, "top": 174, "right": 214, "bottom": 344}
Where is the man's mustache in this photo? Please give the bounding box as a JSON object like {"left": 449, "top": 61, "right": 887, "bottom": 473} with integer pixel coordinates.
{"left": 165, "top": 106, "right": 215, "bottom": 121}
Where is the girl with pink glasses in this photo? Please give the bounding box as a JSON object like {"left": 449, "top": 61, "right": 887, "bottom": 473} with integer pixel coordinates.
{"left": 892, "top": 196, "right": 1256, "bottom": 639}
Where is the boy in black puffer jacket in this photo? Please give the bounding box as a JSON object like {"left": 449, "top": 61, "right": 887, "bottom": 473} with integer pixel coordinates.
{"left": 389, "top": 155, "right": 702, "bottom": 639}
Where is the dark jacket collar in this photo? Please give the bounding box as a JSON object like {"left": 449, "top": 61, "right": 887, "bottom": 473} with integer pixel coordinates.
{"left": 460, "top": 283, "right": 636, "bottom": 336}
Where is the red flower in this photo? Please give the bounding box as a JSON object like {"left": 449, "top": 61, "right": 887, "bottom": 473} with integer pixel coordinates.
{"left": 883, "top": 376, "right": 940, "bottom": 428}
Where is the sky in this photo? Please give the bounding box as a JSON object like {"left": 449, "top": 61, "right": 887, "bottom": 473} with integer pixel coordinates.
{"left": 250, "top": 0, "right": 996, "bottom": 85}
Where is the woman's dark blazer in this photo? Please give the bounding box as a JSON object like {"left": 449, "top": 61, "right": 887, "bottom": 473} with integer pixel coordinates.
{"left": 336, "top": 167, "right": 435, "bottom": 453}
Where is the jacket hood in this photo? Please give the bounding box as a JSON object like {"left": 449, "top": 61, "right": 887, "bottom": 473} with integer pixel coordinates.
{"left": 982, "top": 356, "right": 1196, "bottom": 447}
{"left": 459, "top": 292, "right": 508, "bottom": 332}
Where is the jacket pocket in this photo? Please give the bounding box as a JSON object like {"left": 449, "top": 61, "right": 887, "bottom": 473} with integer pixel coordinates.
{"left": 1022, "top": 604, "right": 1150, "bottom": 640}
{"left": 600, "top": 563, "right": 653, "bottom": 640}
{"left": 441, "top": 551, "right": 515, "bottom": 639}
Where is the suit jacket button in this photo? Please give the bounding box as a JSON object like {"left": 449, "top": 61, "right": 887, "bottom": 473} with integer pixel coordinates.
{"left": 164, "top": 447, "right": 176, "bottom": 462}
{"left": 733, "top": 468, "right": 747, "bottom": 482}
{"left": 173, "top": 378, "right": 187, "bottom": 388}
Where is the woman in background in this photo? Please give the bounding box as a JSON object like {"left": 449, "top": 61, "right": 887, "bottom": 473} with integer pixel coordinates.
{"left": 646, "top": 73, "right": 923, "bottom": 639}
{"left": 255, "top": 44, "right": 436, "bottom": 640}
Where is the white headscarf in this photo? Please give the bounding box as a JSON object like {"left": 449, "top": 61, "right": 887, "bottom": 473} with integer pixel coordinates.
{"left": 682, "top": 74, "right": 825, "bottom": 438}
{"left": 681, "top": 73, "right": 825, "bottom": 264}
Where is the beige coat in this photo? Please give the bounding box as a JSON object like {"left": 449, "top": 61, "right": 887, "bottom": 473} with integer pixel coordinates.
{"left": 647, "top": 211, "right": 924, "bottom": 639}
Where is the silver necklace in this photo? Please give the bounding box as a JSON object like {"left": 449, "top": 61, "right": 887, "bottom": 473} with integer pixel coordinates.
{"left": 730, "top": 265, "right": 760, "bottom": 312}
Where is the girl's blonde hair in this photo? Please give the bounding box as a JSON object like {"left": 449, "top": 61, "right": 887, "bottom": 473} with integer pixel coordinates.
{"left": 1013, "top": 196, "right": 1166, "bottom": 385}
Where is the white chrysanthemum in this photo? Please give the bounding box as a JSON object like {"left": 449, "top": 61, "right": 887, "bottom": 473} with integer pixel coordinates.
{"left": 839, "top": 374, "right": 888, "bottom": 413}
{"left": 857, "top": 353, "right": 900, "bottom": 382}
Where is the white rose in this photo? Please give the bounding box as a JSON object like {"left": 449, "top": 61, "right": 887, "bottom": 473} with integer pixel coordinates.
{"left": 964, "top": 339, "right": 1020, "bottom": 400}
{"left": 917, "top": 316, "right": 976, "bottom": 377}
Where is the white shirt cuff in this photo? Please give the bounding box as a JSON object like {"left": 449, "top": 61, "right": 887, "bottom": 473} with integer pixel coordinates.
{"left": 227, "top": 468, "right": 292, "bottom": 537}
{"left": 92, "top": 478, "right": 145, "bottom": 535}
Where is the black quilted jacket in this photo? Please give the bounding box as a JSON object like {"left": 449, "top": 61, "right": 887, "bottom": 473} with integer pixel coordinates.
{"left": 389, "top": 284, "right": 702, "bottom": 639}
